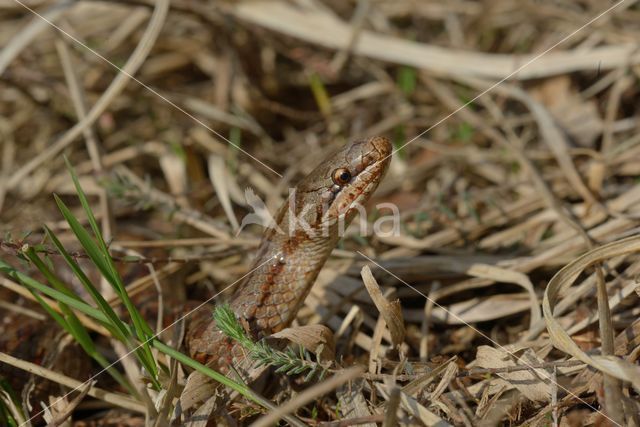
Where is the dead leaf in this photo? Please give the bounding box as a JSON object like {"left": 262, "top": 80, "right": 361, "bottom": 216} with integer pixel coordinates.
{"left": 544, "top": 235, "right": 640, "bottom": 392}
{"left": 179, "top": 371, "right": 219, "bottom": 413}
{"left": 361, "top": 265, "right": 405, "bottom": 348}
{"left": 159, "top": 147, "right": 188, "bottom": 206}
{"left": 337, "top": 379, "right": 376, "bottom": 427}
{"left": 531, "top": 76, "right": 603, "bottom": 147}
{"left": 404, "top": 293, "right": 532, "bottom": 324}
{"left": 271, "top": 324, "right": 335, "bottom": 361}
{"left": 476, "top": 346, "right": 550, "bottom": 402}
{"left": 466, "top": 263, "right": 541, "bottom": 328}
{"left": 208, "top": 155, "right": 240, "bottom": 232}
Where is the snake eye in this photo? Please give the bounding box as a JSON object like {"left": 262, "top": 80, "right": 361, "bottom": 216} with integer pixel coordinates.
{"left": 332, "top": 168, "right": 352, "bottom": 186}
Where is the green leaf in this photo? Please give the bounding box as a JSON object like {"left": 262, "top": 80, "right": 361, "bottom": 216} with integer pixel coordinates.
{"left": 453, "top": 122, "right": 474, "bottom": 143}
{"left": 0, "top": 260, "right": 108, "bottom": 323}
{"left": 63, "top": 156, "right": 108, "bottom": 256}
{"left": 60, "top": 158, "right": 159, "bottom": 382}
{"left": 309, "top": 73, "right": 332, "bottom": 116}
{"left": 29, "top": 290, "right": 69, "bottom": 332}
{"left": 397, "top": 65, "right": 417, "bottom": 96}
{"left": 54, "top": 195, "right": 120, "bottom": 290}
{"left": 152, "top": 341, "right": 261, "bottom": 404}
{"left": 17, "top": 262, "right": 135, "bottom": 394}
{"left": 21, "top": 246, "right": 81, "bottom": 302}
{"left": 392, "top": 126, "right": 407, "bottom": 160}
{"left": 44, "top": 225, "right": 129, "bottom": 343}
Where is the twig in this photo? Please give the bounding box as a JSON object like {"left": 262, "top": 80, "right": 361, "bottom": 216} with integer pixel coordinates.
{"left": 250, "top": 366, "right": 365, "bottom": 427}
{"left": 318, "top": 414, "right": 385, "bottom": 427}
{"left": 0, "top": 352, "right": 145, "bottom": 413}
{"left": 0, "top": 239, "right": 242, "bottom": 264}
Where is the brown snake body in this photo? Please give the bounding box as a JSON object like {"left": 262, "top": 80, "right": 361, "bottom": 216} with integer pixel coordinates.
{"left": 0, "top": 137, "right": 391, "bottom": 415}
{"left": 186, "top": 136, "right": 392, "bottom": 371}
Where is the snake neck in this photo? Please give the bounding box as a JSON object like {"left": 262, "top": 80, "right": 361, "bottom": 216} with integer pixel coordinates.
{"left": 230, "top": 219, "right": 342, "bottom": 337}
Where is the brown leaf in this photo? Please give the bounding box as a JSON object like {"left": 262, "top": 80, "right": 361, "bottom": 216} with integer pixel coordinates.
{"left": 544, "top": 235, "right": 640, "bottom": 392}
{"left": 531, "top": 76, "right": 603, "bottom": 147}
{"left": 271, "top": 324, "right": 335, "bottom": 361}
{"left": 179, "top": 371, "right": 218, "bottom": 413}
{"left": 476, "top": 346, "right": 550, "bottom": 402}
{"left": 361, "top": 265, "right": 405, "bottom": 348}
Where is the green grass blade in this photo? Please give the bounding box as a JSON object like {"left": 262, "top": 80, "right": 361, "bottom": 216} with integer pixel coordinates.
{"left": 63, "top": 156, "right": 107, "bottom": 255}
{"left": 152, "top": 340, "right": 264, "bottom": 405}
{"left": 0, "top": 260, "right": 109, "bottom": 324}
{"left": 53, "top": 195, "right": 120, "bottom": 290}
{"left": 44, "top": 225, "right": 129, "bottom": 342}
{"left": 309, "top": 73, "right": 332, "bottom": 116}
{"left": 29, "top": 286, "right": 135, "bottom": 394}
{"left": 29, "top": 290, "right": 69, "bottom": 331}
{"left": 57, "top": 163, "right": 156, "bottom": 335}
{"left": 397, "top": 65, "right": 417, "bottom": 97}
{"left": 21, "top": 246, "right": 81, "bottom": 301}
{"left": 53, "top": 195, "right": 158, "bottom": 381}
{"left": 56, "top": 161, "right": 159, "bottom": 383}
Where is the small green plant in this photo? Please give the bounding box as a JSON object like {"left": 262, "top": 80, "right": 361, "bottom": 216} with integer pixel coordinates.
{"left": 453, "top": 122, "right": 474, "bottom": 143}
{"left": 309, "top": 73, "right": 332, "bottom": 117}
{"left": 397, "top": 65, "right": 417, "bottom": 97}
{"left": 214, "top": 304, "right": 328, "bottom": 382}
{"left": 392, "top": 60, "right": 417, "bottom": 160}
{"left": 0, "top": 157, "right": 266, "bottom": 420}
{"left": 393, "top": 125, "right": 408, "bottom": 160}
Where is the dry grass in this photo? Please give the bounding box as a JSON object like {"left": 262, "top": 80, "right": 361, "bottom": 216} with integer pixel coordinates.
{"left": 1, "top": 0, "right": 640, "bottom": 425}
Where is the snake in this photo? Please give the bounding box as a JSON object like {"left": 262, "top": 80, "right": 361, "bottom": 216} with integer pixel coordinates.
{"left": 185, "top": 136, "right": 392, "bottom": 372}
{"left": 0, "top": 136, "right": 392, "bottom": 417}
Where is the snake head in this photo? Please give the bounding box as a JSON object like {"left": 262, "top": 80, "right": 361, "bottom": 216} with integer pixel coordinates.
{"left": 291, "top": 136, "right": 392, "bottom": 233}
